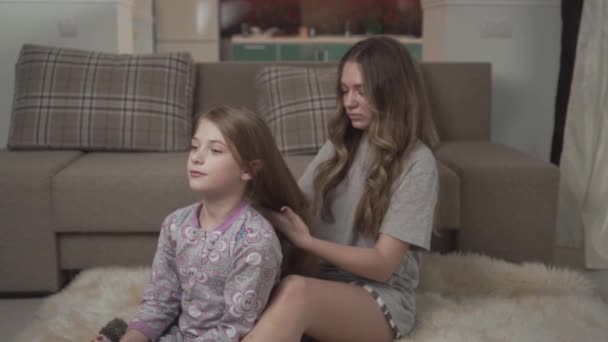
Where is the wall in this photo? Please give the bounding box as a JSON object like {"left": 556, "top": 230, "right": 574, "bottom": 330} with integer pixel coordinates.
{"left": 154, "top": 0, "right": 219, "bottom": 62}
{"left": 0, "top": 0, "right": 134, "bottom": 148}
{"left": 132, "top": 0, "right": 154, "bottom": 54}
{"left": 423, "top": 0, "right": 561, "bottom": 161}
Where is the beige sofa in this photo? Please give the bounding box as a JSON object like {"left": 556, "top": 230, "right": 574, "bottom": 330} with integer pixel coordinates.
{"left": 0, "top": 62, "right": 559, "bottom": 293}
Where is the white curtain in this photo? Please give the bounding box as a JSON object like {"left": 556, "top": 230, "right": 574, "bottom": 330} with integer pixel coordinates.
{"left": 556, "top": 0, "right": 608, "bottom": 269}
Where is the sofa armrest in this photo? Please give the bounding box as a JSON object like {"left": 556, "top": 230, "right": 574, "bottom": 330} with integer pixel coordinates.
{"left": 436, "top": 142, "right": 559, "bottom": 263}
{"left": 0, "top": 150, "right": 82, "bottom": 292}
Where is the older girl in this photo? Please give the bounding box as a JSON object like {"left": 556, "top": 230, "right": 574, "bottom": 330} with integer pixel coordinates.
{"left": 244, "top": 36, "right": 440, "bottom": 341}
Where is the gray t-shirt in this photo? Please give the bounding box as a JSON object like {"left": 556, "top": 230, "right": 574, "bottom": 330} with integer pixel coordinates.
{"left": 298, "top": 137, "right": 438, "bottom": 336}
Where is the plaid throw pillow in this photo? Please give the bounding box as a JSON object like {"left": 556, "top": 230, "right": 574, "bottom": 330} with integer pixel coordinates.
{"left": 255, "top": 66, "right": 337, "bottom": 155}
{"left": 8, "top": 44, "right": 195, "bottom": 151}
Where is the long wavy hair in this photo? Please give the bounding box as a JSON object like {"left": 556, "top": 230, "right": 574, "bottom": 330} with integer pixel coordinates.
{"left": 193, "top": 106, "right": 316, "bottom": 276}
{"left": 313, "top": 36, "right": 439, "bottom": 239}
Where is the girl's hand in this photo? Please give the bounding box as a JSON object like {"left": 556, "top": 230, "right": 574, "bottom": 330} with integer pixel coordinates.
{"left": 119, "top": 330, "right": 149, "bottom": 342}
{"left": 269, "top": 206, "right": 313, "bottom": 250}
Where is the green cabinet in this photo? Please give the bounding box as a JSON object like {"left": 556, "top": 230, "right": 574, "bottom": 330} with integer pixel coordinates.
{"left": 320, "top": 44, "right": 354, "bottom": 61}
{"left": 406, "top": 43, "right": 422, "bottom": 60}
{"left": 277, "top": 44, "right": 314, "bottom": 61}
{"left": 230, "top": 39, "right": 422, "bottom": 62}
{"left": 279, "top": 44, "right": 351, "bottom": 61}
{"left": 231, "top": 43, "right": 278, "bottom": 61}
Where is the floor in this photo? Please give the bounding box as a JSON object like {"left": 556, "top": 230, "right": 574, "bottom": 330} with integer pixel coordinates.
{"left": 2, "top": 270, "right": 608, "bottom": 342}
{"left": 1, "top": 297, "right": 46, "bottom": 342}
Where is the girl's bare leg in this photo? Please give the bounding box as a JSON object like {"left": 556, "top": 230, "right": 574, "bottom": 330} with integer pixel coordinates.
{"left": 243, "top": 275, "right": 394, "bottom": 342}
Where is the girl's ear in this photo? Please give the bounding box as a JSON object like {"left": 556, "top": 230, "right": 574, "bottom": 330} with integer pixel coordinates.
{"left": 242, "top": 159, "right": 263, "bottom": 181}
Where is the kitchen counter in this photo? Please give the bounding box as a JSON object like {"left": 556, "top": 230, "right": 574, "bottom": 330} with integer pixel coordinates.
{"left": 231, "top": 34, "right": 422, "bottom": 44}
{"left": 229, "top": 34, "right": 423, "bottom": 62}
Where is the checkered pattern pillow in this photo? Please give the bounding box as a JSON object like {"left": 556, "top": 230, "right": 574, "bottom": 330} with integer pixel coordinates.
{"left": 8, "top": 44, "right": 195, "bottom": 151}
{"left": 255, "top": 66, "right": 337, "bottom": 155}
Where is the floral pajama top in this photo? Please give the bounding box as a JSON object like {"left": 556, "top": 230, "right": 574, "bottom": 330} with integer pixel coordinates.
{"left": 128, "top": 201, "right": 282, "bottom": 342}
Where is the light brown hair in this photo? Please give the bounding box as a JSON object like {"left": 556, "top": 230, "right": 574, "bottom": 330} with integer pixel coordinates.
{"left": 193, "top": 106, "right": 316, "bottom": 276}
{"left": 314, "top": 36, "right": 439, "bottom": 238}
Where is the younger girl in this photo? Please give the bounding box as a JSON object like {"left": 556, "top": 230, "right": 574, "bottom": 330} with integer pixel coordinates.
{"left": 118, "top": 106, "right": 311, "bottom": 342}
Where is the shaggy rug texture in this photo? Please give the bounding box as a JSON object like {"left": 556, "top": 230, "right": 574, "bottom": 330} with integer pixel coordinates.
{"left": 14, "top": 253, "right": 608, "bottom": 342}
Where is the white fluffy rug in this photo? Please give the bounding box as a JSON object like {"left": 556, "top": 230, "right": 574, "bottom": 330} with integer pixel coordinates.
{"left": 14, "top": 253, "right": 608, "bottom": 342}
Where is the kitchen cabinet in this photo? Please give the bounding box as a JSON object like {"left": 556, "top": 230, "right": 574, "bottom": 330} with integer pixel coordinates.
{"left": 279, "top": 43, "right": 351, "bottom": 61}
{"left": 231, "top": 43, "right": 278, "bottom": 61}
{"left": 230, "top": 35, "right": 422, "bottom": 62}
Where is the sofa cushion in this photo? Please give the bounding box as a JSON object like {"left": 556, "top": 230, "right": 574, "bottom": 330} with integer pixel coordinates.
{"left": 283, "top": 154, "right": 315, "bottom": 180}
{"left": 52, "top": 152, "right": 317, "bottom": 234}
{"left": 8, "top": 44, "right": 195, "bottom": 152}
{"left": 59, "top": 234, "right": 159, "bottom": 269}
{"left": 255, "top": 65, "right": 337, "bottom": 155}
{"left": 53, "top": 152, "right": 199, "bottom": 233}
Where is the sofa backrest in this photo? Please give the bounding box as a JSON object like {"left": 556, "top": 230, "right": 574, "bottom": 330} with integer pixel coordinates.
{"left": 193, "top": 62, "right": 491, "bottom": 141}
